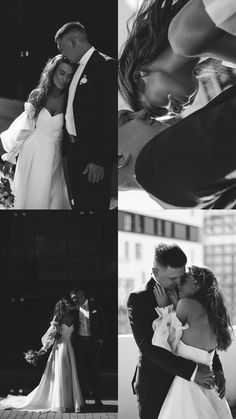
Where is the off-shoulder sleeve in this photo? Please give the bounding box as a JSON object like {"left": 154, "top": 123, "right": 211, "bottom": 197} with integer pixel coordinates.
{"left": 202, "top": 0, "right": 236, "bottom": 36}
{"left": 0, "top": 102, "right": 36, "bottom": 164}
{"left": 152, "top": 306, "right": 189, "bottom": 353}
{"left": 41, "top": 317, "right": 58, "bottom": 352}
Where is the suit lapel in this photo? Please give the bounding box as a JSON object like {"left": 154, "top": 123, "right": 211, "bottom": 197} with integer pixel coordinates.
{"left": 145, "top": 277, "right": 158, "bottom": 317}
{"left": 78, "top": 50, "right": 98, "bottom": 83}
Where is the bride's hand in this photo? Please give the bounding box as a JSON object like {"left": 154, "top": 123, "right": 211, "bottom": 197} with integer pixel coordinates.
{"left": 153, "top": 282, "right": 169, "bottom": 307}
{"left": 38, "top": 348, "right": 46, "bottom": 356}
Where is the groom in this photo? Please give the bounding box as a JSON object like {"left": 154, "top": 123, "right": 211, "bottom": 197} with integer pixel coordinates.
{"left": 69, "top": 289, "right": 107, "bottom": 407}
{"left": 127, "top": 243, "right": 225, "bottom": 419}
{"left": 55, "top": 22, "right": 116, "bottom": 210}
{"left": 119, "top": 84, "right": 236, "bottom": 208}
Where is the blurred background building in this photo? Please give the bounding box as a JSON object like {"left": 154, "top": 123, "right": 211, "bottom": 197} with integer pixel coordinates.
{"left": 203, "top": 211, "right": 236, "bottom": 326}
{"left": 119, "top": 209, "right": 236, "bottom": 334}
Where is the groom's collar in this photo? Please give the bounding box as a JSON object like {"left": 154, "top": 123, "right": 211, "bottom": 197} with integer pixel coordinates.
{"left": 78, "top": 46, "right": 95, "bottom": 67}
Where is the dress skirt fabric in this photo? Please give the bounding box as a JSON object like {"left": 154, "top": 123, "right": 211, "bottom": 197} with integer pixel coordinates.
{"left": 0, "top": 324, "right": 83, "bottom": 412}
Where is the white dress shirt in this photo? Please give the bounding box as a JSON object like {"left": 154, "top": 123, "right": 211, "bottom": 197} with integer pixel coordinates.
{"left": 65, "top": 46, "right": 95, "bottom": 135}
{"left": 78, "top": 299, "right": 91, "bottom": 337}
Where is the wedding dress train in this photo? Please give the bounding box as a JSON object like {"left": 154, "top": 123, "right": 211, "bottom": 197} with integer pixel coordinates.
{"left": 0, "top": 323, "right": 84, "bottom": 412}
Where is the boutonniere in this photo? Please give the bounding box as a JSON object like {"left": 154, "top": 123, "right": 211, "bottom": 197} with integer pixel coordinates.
{"left": 79, "top": 74, "right": 88, "bottom": 85}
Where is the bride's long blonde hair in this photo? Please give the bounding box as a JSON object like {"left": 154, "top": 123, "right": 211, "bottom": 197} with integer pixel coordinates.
{"left": 27, "top": 54, "right": 74, "bottom": 117}
{"left": 53, "top": 298, "right": 70, "bottom": 329}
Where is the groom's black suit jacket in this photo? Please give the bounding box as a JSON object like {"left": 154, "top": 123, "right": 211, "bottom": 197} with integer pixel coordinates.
{"left": 135, "top": 84, "right": 236, "bottom": 209}
{"left": 72, "top": 50, "right": 116, "bottom": 168}
{"left": 73, "top": 298, "right": 107, "bottom": 341}
{"left": 65, "top": 49, "right": 117, "bottom": 209}
{"left": 127, "top": 277, "right": 223, "bottom": 419}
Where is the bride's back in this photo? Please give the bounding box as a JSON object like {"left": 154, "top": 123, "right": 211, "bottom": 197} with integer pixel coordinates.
{"left": 176, "top": 297, "right": 217, "bottom": 352}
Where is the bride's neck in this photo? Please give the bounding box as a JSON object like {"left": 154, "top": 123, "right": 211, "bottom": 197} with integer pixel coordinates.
{"left": 50, "top": 86, "right": 64, "bottom": 98}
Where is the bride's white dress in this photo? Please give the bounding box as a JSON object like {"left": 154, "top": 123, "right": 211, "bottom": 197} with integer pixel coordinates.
{"left": 0, "top": 322, "right": 84, "bottom": 412}
{"left": 1, "top": 104, "right": 71, "bottom": 209}
{"left": 152, "top": 307, "right": 233, "bottom": 419}
{"left": 202, "top": 0, "right": 236, "bottom": 36}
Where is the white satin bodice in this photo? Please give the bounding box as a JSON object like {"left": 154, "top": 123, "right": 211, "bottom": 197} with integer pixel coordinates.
{"left": 60, "top": 324, "right": 74, "bottom": 340}
{"left": 176, "top": 340, "right": 215, "bottom": 368}
{"left": 34, "top": 108, "right": 63, "bottom": 143}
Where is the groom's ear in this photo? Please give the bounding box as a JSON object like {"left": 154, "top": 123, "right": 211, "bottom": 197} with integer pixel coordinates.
{"left": 71, "top": 38, "right": 76, "bottom": 48}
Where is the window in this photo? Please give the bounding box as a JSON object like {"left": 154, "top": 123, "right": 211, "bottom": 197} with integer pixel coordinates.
{"left": 135, "top": 243, "right": 142, "bottom": 259}
{"left": 165, "top": 221, "right": 172, "bottom": 238}
{"left": 174, "top": 223, "right": 186, "bottom": 240}
{"left": 124, "top": 214, "right": 133, "bottom": 232}
{"left": 224, "top": 265, "right": 232, "bottom": 274}
{"left": 189, "top": 226, "right": 199, "bottom": 242}
{"left": 144, "top": 217, "right": 155, "bottom": 235}
{"left": 156, "top": 219, "right": 165, "bottom": 237}
{"left": 134, "top": 215, "right": 144, "bottom": 234}
{"left": 224, "top": 255, "right": 232, "bottom": 264}
{"left": 124, "top": 241, "right": 129, "bottom": 259}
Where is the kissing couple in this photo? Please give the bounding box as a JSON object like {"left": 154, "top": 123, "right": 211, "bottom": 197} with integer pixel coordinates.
{"left": 0, "top": 289, "right": 105, "bottom": 413}
{"left": 128, "top": 243, "right": 233, "bottom": 419}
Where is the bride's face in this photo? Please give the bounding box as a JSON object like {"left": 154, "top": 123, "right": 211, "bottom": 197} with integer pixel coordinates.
{"left": 178, "top": 271, "right": 200, "bottom": 298}
{"left": 53, "top": 62, "right": 73, "bottom": 90}
{"left": 140, "top": 70, "right": 198, "bottom": 115}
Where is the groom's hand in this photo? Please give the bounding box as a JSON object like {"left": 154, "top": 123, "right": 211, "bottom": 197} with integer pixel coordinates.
{"left": 83, "top": 163, "right": 104, "bottom": 183}
{"left": 194, "top": 364, "right": 215, "bottom": 389}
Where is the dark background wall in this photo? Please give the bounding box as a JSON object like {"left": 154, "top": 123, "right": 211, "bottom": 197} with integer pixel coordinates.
{"left": 0, "top": 211, "right": 117, "bottom": 281}
{"left": 0, "top": 0, "right": 117, "bottom": 100}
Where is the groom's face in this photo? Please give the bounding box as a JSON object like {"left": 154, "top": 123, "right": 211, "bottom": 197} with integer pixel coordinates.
{"left": 153, "top": 262, "right": 186, "bottom": 290}
{"left": 57, "top": 34, "right": 77, "bottom": 63}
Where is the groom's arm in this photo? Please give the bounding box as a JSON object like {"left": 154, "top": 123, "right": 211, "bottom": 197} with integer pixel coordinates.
{"left": 213, "top": 352, "right": 225, "bottom": 398}
{"left": 127, "top": 292, "right": 196, "bottom": 380}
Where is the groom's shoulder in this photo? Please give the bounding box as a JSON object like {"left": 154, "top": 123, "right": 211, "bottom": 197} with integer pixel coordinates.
{"left": 93, "top": 50, "right": 117, "bottom": 67}
{"left": 129, "top": 280, "right": 151, "bottom": 298}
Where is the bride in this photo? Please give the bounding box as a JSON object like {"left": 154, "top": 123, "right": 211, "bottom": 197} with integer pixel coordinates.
{"left": 153, "top": 265, "right": 233, "bottom": 419}
{"left": 0, "top": 298, "right": 84, "bottom": 413}
{"left": 0, "top": 54, "right": 74, "bottom": 209}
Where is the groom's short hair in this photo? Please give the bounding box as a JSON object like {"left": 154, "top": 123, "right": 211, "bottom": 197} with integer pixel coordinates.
{"left": 154, "top": 243, "right": 187, "bottom": 268}
{"left": 55, "top": 21, "right": 88, "bottom": 42}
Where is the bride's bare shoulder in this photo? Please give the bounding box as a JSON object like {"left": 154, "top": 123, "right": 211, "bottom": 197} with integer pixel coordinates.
{"left": 176, "top": 298, "right": 203, "bottom": 322}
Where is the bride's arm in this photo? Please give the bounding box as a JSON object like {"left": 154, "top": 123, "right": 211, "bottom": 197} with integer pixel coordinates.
{"left": 0, "top": 102, "right": 36, "bottom": 165}
{"left": 168, "top": 0, "right": 236, "bottom": 64}
{"left": 39, "top": 316, "right": 59, "bottom": 353}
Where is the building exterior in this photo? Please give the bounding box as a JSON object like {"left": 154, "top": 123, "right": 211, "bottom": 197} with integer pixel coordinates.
{"left": 118, "top": 210, "right": 204, "bottom": 334}
{"left": 203, "top": 210, "right": 236, "bottom": 325}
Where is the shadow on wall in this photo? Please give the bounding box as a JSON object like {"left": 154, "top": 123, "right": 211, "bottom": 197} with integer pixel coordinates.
{"left": 118, "top": 327, "right": 236, "bottom": 419}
